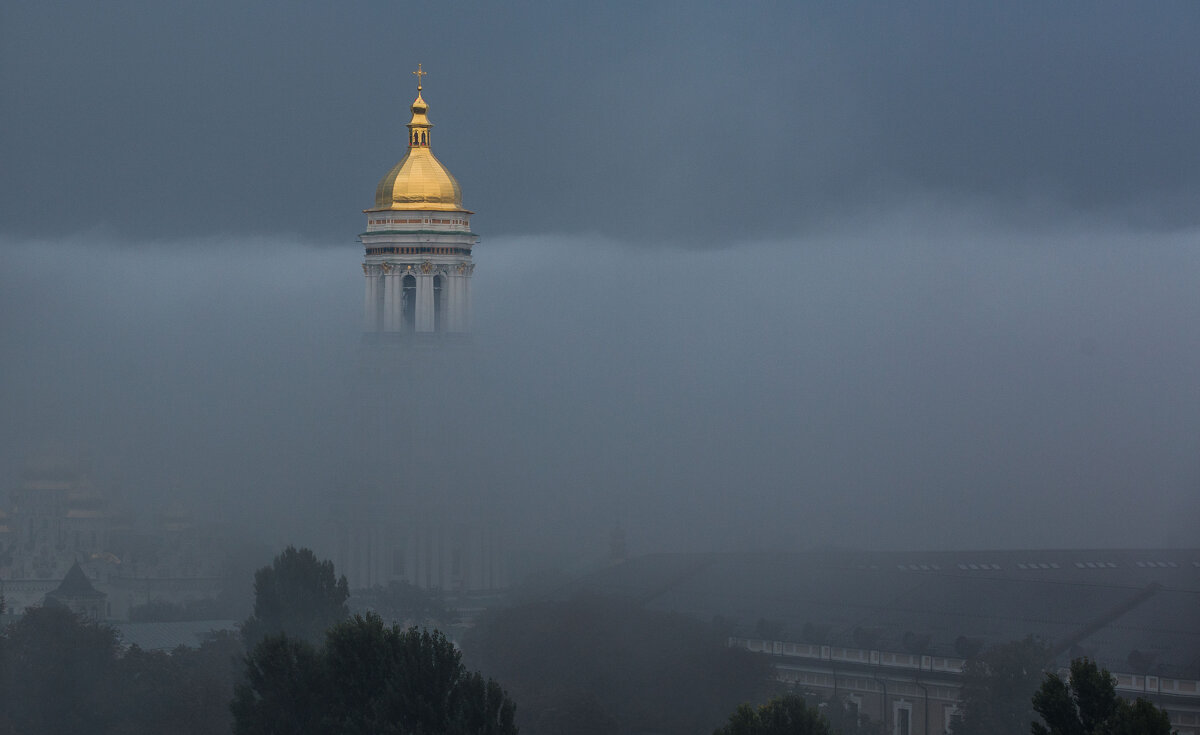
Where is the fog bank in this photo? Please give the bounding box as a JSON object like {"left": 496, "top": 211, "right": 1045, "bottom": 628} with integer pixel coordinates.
{"left": 2, "top": 209, "right": 1198, "bottom": 558}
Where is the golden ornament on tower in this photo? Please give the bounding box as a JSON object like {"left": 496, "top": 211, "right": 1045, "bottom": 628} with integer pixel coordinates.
{"left": 370, "top": 64, "right": 468, "bottom": 213}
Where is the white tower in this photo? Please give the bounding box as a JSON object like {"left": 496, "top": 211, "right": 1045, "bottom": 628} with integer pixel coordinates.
{"left": 361, "top": 64, "right": 478, "bottom": 337}
{"left": 332, "top": 67, "right": 506, "bottom": 595}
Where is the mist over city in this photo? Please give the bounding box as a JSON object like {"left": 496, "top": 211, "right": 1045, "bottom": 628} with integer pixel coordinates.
{"left": 2, "top": 3, "right": 1198, "bottom": 734}
{"left": 4, "top": 217, "right": 1199, "bottom": 557}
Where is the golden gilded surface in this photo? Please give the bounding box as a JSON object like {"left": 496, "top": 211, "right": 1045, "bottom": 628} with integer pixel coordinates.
{"left": 370, "top": 67, "right": 467, "bottom": 213}
{"left": 372, "top": 146, "right": 463, "bottom": 211}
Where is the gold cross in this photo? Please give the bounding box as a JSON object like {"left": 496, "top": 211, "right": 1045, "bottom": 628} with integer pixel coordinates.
{"left": 412, "top": 63, "right": 427, "bottom": 90}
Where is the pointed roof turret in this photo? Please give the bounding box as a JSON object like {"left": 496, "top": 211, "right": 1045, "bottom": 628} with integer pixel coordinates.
{"left": 44, "top": 561, "right": 106, "bottom": 619}
{"left": 53, "top": 561, "right": 99, "bottom": 596}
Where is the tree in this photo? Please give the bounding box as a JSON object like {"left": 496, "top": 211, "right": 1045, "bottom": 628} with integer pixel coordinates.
{"left": 1031, "top": 657, "right": 1173, "bottom": 735}
{"left": 241, "top": 546, "right": 349, "bottom": 646}
{"left": 952, "top": 636, "right": 1051, "bottom": 735}
{"left": 463, "top": 596, "right": 770, "bottom": 734}
{"left": 110, "top": 632, "right": 246, "bottom": 735}
{"left": 823, "top": 693, "right": 882, "bottom": 735}
{"left": 232, "top": 613, "right": 517, "bottom": 735}
{"left": 1106, "top": 698, "right": 1176, "bottom": 735}
{"left": 232, "top": 634, "right": 326, "bottom": 735}
{"left": 351, "top": 580, "right": 451, "bottom": 627}
{"left": 0, "top": 605, "right": 121, "bottom": 735}
{"left": 0, "top": 605, "right": 241, "bottom": 735}
{"left": 713, "top": 694, "right": 832, "bottom": 735}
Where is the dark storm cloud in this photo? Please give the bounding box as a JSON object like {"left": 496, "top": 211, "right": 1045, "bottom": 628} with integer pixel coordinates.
{"left": 2, "top": 2, "right": 1199, "bottom": 246}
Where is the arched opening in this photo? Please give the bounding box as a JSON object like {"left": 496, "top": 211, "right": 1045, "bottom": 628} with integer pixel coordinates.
{"left": 433, "top": 274, "right": 444, "bottom": 331}
{"left": 402, "top": 274, "right": 416, "bottom": 331}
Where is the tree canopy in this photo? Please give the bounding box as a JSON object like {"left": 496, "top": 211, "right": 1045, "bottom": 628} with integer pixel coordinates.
{"left": 0, "top": 605, "right": 120, "bottom": 734}
{"left": 0, "top": 605, "right": 242, "bottom": 735}
{"left": 351, "top": 580, "right": 452, "bottom": 628}
{"left": 232, "top": 613, "right": 517, "bottom": 735}
{"left": 1031, "top": 657, "right": 1173, "bottom": 735}
{"left": 463, "top": 595, "right": 770, "bottom": 734}
{"left": 822, "top": 693, "right": 882, "bottom": 735}
{"left": 952, "top": 636, "right": 1051, "bottom": 735}
{"left": 241, "top": 545, "right": 349, "bottom": 646}
{"left": 713, "top": 694, "right": 832, "bottom": 735}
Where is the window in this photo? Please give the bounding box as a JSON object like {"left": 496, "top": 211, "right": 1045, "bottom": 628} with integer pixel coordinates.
{"left": 402, "top": 275, "right": 416, "bottom": 331}
{"left": 943, "top": 704, "right": 959, "bottom": 734}
{"left": 845, "top": 695, "right": 862, "bottom": 721}
{"left": 894, "top": 703, "right": 912, "bottom": 735}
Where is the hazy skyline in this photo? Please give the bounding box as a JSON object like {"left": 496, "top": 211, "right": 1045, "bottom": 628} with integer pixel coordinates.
{"left": 2, "top": 3, "right": 1199, "bottom": 560}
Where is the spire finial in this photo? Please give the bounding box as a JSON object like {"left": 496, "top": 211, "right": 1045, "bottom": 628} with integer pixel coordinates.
{"left": 412, "top": 63, "right": 426, "bottom": 91}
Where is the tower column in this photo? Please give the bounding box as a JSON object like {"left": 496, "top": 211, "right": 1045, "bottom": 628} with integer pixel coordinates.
{"left": 381, "top": 271, "right": 392, "bottom": 331}
{"left": 416, "top": 273, "right": 435, "bottom": 332}
{"left": 445, "top": 274, "right": 460, "bottom": 333}
{"left": 363, "top": 268, "right": 380, "bottom": 331}
{"left": 454, "top": 271, "right": 469, "bottom": 333}
{"left": 381, "top": 270, "right": 397, "bottom": 332}
{"left": 457, "top": 272, "right": 468, "bottom": 333}
{"left": 393, "top": 273, "right": 407, "bottom": 332}
{"left": 463, "top": 267, "right": 472, "bottom": 333}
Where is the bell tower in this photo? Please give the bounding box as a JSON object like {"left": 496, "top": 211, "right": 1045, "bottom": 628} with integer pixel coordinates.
{"left": 334, "top": 66, "right": 506, "bottom": 594}
{"left": 361, "top": 64, "right": 478, "bottom": 337}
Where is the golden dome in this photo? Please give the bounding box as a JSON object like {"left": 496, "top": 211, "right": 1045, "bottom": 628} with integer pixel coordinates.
{"left": 370, "top": 69, "right": 467, "bottom": 213}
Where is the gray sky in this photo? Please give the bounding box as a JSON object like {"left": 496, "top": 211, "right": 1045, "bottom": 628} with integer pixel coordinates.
{"left": 3, "top": 2, "right": 1199, "bottom": 245}
{"left": 2, "top": 3, "right": 1199, "bottom": 558}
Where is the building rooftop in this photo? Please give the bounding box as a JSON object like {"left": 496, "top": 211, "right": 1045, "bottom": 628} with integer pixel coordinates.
{"left": 50, "top": 561, "right": 102, "bottom": 597}
{"left": 564, "top": 549, "right": 1200, "bottom": 679}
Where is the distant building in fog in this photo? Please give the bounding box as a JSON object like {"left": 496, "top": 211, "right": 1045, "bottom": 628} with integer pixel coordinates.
{"left": 331, "top": 66, "right": 507, "bottom": 593}
{"left": 42, "top": 561, "right": 106, "bottom": 619}
{"left": 0, "top": 448, "right": 114, "bottom": 581}
{"left": 567, "top": 549, "right": 1200, "bottom": 735}
{"left": 0, "top": 447, "right": 232, "bottom": 620}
